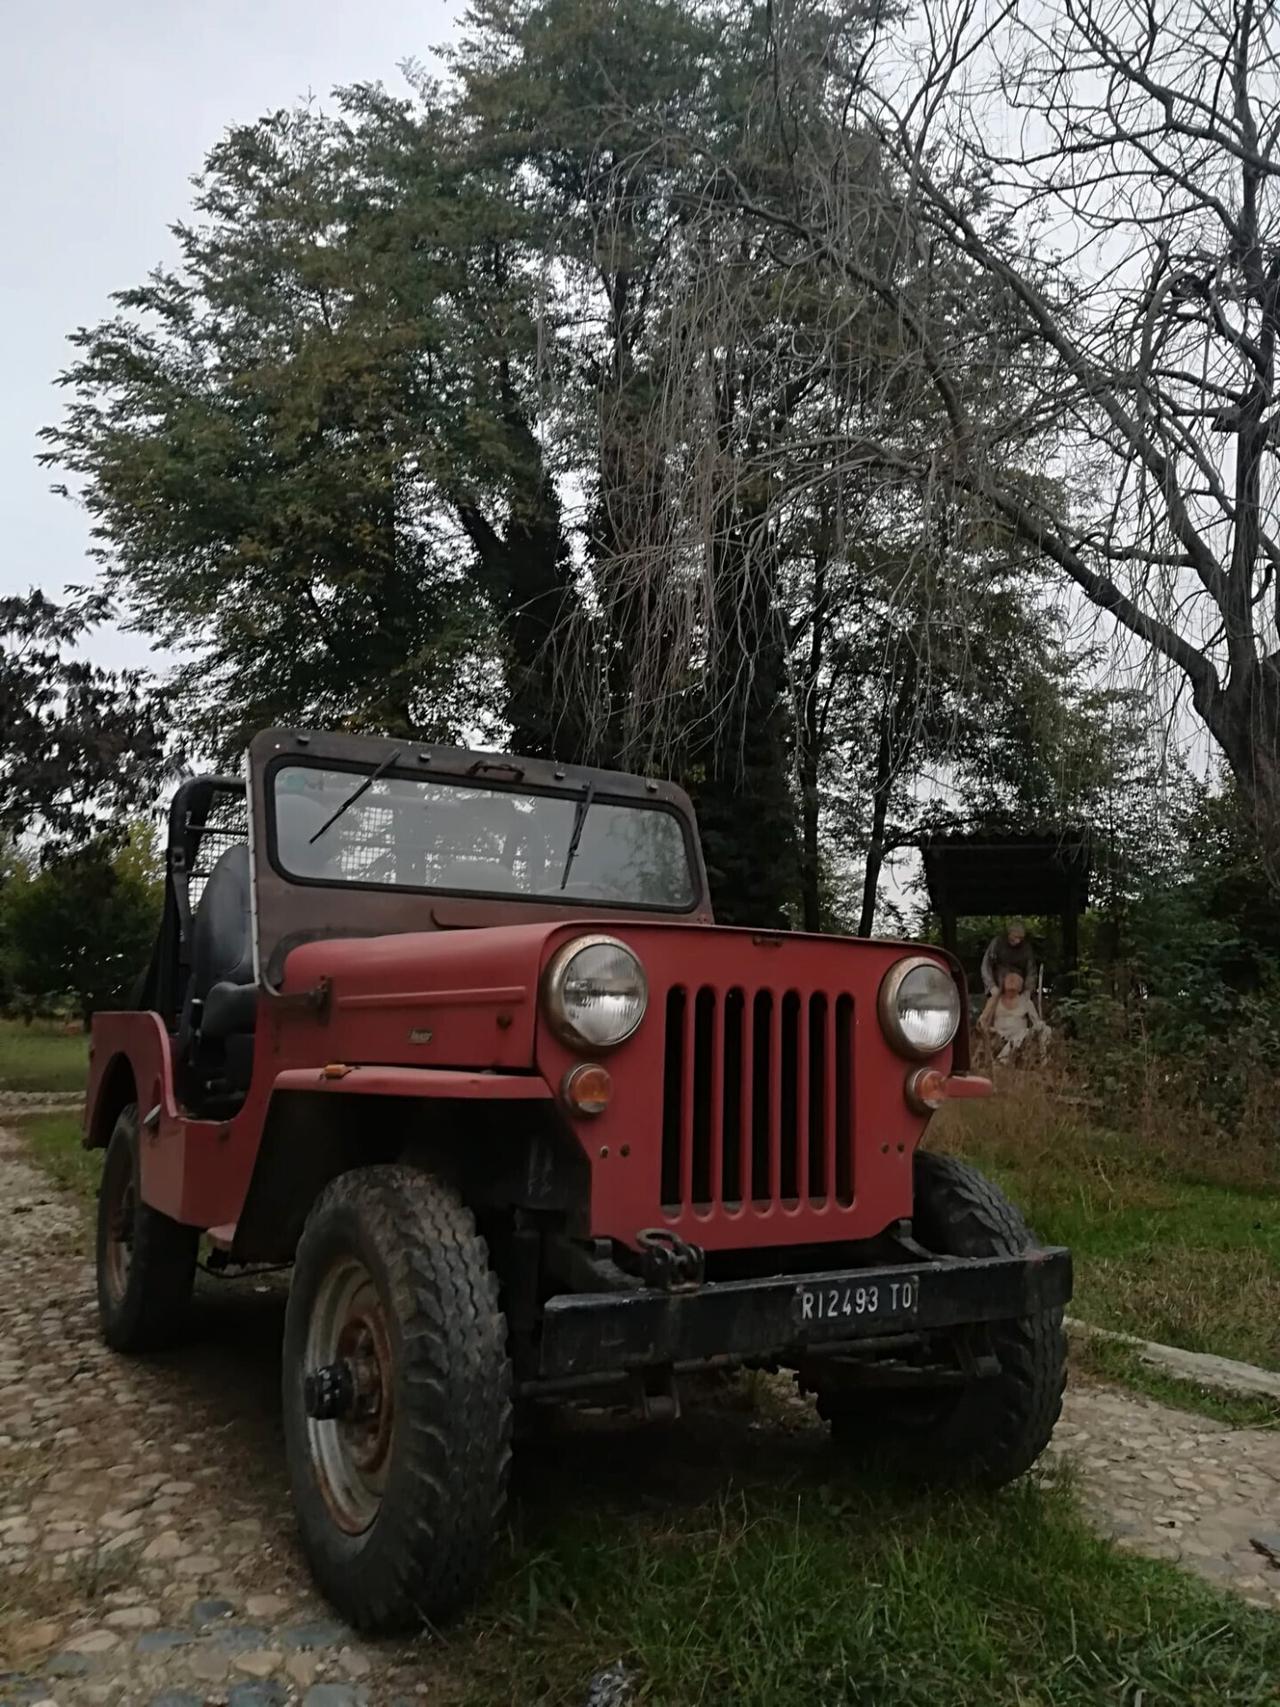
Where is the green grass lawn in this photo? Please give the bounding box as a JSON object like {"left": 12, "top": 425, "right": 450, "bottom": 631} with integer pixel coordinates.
{"left": 0, "top": 1017, "right": 89, "bottom": 1093}
{"left": 938, "top": 1079, "right": 1280, "bottom": 1371}
{"left": 455, "top": 1431, "right": 1280, "bottom": 1706}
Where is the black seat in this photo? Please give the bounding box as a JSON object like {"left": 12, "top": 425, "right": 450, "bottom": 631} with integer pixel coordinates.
{"left": 178, "top": 793, "right": 344, "bottom": 1109}
{"left": 191, "top": 844, "right": 256, "bottom": 1024}
{"left": 178, "top": 843, "right": 257, "bottom": 1106}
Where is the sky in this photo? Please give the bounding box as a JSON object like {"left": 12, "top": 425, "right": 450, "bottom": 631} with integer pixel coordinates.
{"left": 2, "top": 0, "right": 457, "bottom": 671}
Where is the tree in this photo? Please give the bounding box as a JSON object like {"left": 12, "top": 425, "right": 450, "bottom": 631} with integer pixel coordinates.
{"left": 1, "top": 830, "right": 162, "bottom": 1023}
{"left": 490, "top": 0, "right": 1087, "bottom": 927}
{"left": 660, "top": 0, "right": 1280, "bottom": 863}
{"left": 42, "top": 106, "right": 515, "bottom": 761}
{"left": 39, "top": 0, "right": 1099, "bottom": 931}
{"left": 0, "top": 591, "right": 166, "bottom": 847}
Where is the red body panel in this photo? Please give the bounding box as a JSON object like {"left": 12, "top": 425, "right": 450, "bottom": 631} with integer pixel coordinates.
{"left": 534, "top": 924, "right": 945, "bottom": 1250}
{"left": 86, "top": 920, "right": 955, "bottom": 1252}
{"left": 85, "top": 926, "right": 559, "bottom": 1227}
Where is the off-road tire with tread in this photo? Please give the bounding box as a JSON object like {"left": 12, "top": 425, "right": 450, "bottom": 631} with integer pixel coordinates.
{"left": 96, "top": 1104, "right": 199, "bottom": 1352}
{"left": 817, "top": 1150, "right": 1066, "bottom": 1487}
{"left": 282, "top": 1164, "right": 512, "bottom": 1632}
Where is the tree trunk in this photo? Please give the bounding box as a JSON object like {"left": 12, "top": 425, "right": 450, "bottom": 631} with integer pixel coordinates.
{"left": 858, "top": 719, "right": 894, "bottom": 938}
{"left": 796, "top": 542, "right": 830, "bottom": 934}
{"left": 799, "top": 751, "right": 821, "bottom": 933}
{"left": 1207, "top": 656, "right": 1280, "bottom": 866}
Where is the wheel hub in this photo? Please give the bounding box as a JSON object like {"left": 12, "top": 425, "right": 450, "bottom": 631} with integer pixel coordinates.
{"left": 302, "top": 1259, "right": 395, "bottom": 1534}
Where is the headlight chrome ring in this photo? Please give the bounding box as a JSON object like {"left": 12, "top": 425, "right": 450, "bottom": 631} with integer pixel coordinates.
{"left": 878, "top": 955, "right": 961, "bottom": 1060}
{"left": 542, "top": 934, "right": 648, "bottom": 1050}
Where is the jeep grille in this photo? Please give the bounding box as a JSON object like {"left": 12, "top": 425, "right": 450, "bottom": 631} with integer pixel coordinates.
{"left": 660, "top": 985, "right": 854, "bottom": 1214}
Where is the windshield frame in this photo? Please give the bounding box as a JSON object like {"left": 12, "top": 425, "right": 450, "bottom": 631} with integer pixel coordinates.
{"left": 263, "top": 753, "right": 704, "bottom": 917}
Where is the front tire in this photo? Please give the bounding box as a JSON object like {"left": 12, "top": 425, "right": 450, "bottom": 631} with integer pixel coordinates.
{"left": 282, "top": 1165, "right": 512, "bottom": 1632}
{"left": 817, "top": 1151, "right": 1065, "bottom": 1488}
{"left": 96, "top": 1104, "right": 199, "bottom": 1352}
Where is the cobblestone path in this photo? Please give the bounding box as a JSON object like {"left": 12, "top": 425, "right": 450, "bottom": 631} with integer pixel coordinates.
{"left": 1048, "top": 1389, "right": 1280, "bottom": 1609}
{"left": 0, "top": 1126, "right": 442, "bottom": 1707}
{"left": 1, "top": 1122, "right": 1276, "bottom": 1707}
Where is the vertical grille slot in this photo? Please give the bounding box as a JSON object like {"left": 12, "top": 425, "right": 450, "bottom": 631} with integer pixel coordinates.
{"left": 721, "top": 988, "right": 745, "bottom": 1204}
{"left": 691, "top": 987, "right": 716, "bottom": 1205}
{"left": 807, "top": 993, "right": 829, "bottom": 1200}
{"left": 750, "top": 991, "right": 772, "bottom": 1202}
{"left": 660, "top": 982, "right": 854, "bottom": 1216}
{"left": 835, "top": 993, "right": 855, "bottom": 1206}
{"left": 780, "top": 992, "right": 801, "bottom": 1201}
{"left": 660, "top": 986, "right": 686, "bottom": 1208}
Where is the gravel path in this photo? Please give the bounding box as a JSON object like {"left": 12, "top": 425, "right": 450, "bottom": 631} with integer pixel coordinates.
{"left": 1, "top": 1122, "right": 1277, "bottom": 1706}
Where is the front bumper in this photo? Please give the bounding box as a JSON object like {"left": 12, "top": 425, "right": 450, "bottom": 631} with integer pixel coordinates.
{"left": 538, "top": 1246, "right": 1072, "bottom": 1380}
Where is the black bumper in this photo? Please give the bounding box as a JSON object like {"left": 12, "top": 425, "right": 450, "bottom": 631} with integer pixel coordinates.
{"left": 538, "top": 1247, "right": 1072, "bottom": 1380}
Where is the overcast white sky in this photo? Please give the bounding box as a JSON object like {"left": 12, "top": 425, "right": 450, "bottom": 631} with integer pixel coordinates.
{"left": 3, "top": 0, "right": 457, "bottom": 670}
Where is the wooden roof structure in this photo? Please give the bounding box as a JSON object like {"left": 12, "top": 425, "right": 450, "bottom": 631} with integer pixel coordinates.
{"left": 918, "top": 831, "right": 1092, "bottom": 971}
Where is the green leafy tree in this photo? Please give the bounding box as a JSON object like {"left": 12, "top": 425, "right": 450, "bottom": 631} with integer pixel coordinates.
{"left": 1, "top": 831, "right": 162, "bottom": 1024}
{"left": 0, "top": 592, "right": 166, "bottom": 846}
{"left": 41, "top": 99, "right": 569, "bottom": 761}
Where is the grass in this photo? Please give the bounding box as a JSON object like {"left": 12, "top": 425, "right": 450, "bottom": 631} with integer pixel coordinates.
{"left": 0, "top": 1017, "right": 88, "bottom": 1093}
{"left": 455, "top": 1434, "right": 1280, "bottom": 1706}
{"left": 15, "top": 1109, "right": 99, "bottom": 1199}
{"left": 1072, "top": 1331, "right": 1280, "bottom": 1430}
{"left": 937, "top": 1076, "right": 1280, "bottom": 1372}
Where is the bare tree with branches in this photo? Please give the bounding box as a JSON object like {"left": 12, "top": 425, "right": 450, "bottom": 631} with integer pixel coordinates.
{"left": 616, "top": 0, "right": 1280, "bottom": 855}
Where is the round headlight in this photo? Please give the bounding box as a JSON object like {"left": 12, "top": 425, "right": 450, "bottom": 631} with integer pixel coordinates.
{"left": 878, "top": 956, "right": 960, "bottom": 1059}
{"left": 543, "top": 935, "right": 648, "bottom": 1049}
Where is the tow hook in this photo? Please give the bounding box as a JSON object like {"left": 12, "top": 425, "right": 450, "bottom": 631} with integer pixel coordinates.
{"left": 636, "top": 1229, "right": 705, "bottom": 1292}
{"left": 304, "top": 1362, "right": 356, "bottom": 1420}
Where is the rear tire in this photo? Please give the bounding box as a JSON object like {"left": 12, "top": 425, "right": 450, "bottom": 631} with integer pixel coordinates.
{"left": 817, "top": 1151, "right": 1065, "bottom": 1488}
{"left": 96, "top": 1104, "right": 199, "bottom": 1352}
{"left": 282, "top": 1165, "right": 512, "bottom": 1632}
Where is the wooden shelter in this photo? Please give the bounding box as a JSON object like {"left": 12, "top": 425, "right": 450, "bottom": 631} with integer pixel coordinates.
{"left": 918, "top": 831, "right": 1092, "bottom": 982}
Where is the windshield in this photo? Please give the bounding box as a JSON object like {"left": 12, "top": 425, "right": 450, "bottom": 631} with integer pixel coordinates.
{"left": 270, "top": 764, "right": 698, "bottom": 910}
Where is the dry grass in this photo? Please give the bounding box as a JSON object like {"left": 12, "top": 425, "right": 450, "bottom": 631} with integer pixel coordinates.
{"left": 936, "top": 1073, "right": 1280, "bottom": 1369}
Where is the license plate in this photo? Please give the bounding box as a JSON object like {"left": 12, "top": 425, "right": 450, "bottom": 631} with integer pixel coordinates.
{"left": 795, "top": 1275, "right": 921, "bottom": 1329}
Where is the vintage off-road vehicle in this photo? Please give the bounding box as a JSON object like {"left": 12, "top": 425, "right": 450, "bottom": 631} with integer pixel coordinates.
{"left": 84, "top": 728, "right": 1070, "bottom": 1630}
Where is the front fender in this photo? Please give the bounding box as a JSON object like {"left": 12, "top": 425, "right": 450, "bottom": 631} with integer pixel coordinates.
{"left": 270, "top": 1065, "right": 553, "bottom": 1100}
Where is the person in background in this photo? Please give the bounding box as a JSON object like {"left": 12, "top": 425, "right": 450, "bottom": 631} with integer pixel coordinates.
{"left": 980, "top": 970, "right": 1051, "bottom": 1064}
{"left": 981, "top": 919, "right": 1036, "bottom": 997}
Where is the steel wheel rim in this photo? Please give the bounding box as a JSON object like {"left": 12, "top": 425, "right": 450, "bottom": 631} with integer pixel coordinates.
{"left": 304, "top": 1256, "right": 395, "bottom": 1535}
{"left": 102, "top": 1148, "right": 135, "bottom": 1302}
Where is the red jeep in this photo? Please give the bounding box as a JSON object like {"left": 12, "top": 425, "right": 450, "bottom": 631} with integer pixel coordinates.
{"left": 85, "top": 729, "right": 1070, "bottom": 1630}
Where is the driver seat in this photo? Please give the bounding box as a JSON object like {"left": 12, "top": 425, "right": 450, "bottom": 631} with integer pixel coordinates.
{"left": 178, "top": 843, "right": 257, "bottom": 1108}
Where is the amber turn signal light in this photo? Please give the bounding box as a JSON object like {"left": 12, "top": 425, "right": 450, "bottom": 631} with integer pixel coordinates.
{"left": 563, "top": 1062, "right": 613, "bottom": 1116}
{"left": 905, "top": 1067, "right": 993, "bottom": 1115}
{"left": 905, "top": 1067, "right": 947, "bottom": 1113}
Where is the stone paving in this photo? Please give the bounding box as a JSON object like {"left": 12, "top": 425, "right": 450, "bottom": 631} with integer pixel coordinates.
{"left": 0, "top": 1118, "right": 1277, "bottom": 1707}
{"left": 0, "top": 1126, "right": 440, "bottom": 1707}
{"left": 1047, "top": 1386, "right": 1280, "bottom": 1609}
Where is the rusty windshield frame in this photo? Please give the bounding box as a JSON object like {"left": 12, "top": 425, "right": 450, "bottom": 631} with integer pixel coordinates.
{"left": 248, "top": 729, "right": 712, "bottom": 984}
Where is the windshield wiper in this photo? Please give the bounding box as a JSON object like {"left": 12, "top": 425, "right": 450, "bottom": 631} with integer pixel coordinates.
{"left": 558, "top": 778, "right": 595, "bottom": 890}
{"left": 309, "top": 749, "right": 402, "bottom": 845}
